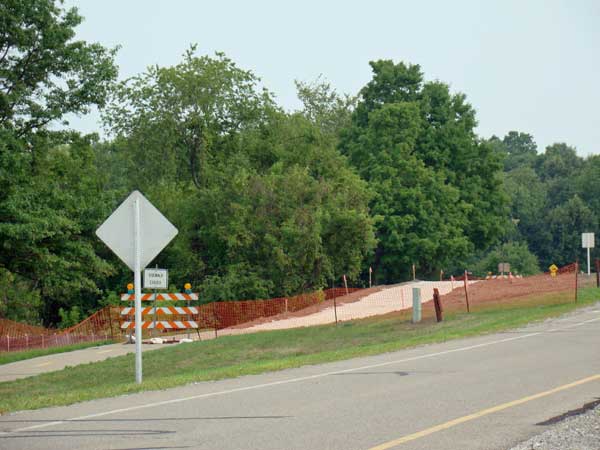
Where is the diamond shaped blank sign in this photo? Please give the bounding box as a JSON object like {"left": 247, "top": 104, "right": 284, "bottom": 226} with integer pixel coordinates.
{"left": 96, "top": 191, "right": 178, "bottom": 271}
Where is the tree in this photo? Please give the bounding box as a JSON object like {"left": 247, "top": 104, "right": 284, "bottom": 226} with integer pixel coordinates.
{"left": 0, "top": 0, "right": 117, "bottom": 138}
{"left": 104, "top": 47, "right": 274, "bottom": 190}
{"left": 545, "top": 196, "right": 597, "bottom": 267}
{"left": 0, "top": 268, "right": 42, "bottom": 324}
{"left": 340, "top": 60, "right": 507, "bottom": 282}
{"left": 537, "top": 143, "right": 583, "bottom": 207}
{"left": 104, "top": 50, "right": 376, "bottom": 300}
{"left": 0, "top": 0, "right": 118, "bottom": 323}
{"left": 472, "top": 242, "right": 540, "bottom": 276}
{"left": 577, "top": 155, "right": 600, "bottom": 215}
{"left": 500, "top": 132, "right": 538, "bottom": 171}
{"left": 492, "top": 132, "right": 598, "bottom": 271}
{"left": 503, "top": 166, "right": 549, "bottom": 259}
{"left": 295, "top": 76, "right": 355, "bottom": 137}
{"left": 0, "top": 133, "right": 118, "bottom": 323}
{"left": 138, "top": 113, "right": 376, "bottom": 299}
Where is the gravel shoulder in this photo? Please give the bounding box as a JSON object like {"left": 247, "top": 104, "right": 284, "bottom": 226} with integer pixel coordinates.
{"left": 509, "top": 401, "right": 600, "bottom": 450}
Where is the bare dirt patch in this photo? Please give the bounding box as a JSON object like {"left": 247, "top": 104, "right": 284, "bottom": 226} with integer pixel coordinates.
{"left": 227, "top": 285, "right": 386, "bottom": 330}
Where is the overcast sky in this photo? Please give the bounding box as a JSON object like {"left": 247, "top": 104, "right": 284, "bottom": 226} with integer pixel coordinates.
{"left": 65, "top": 0, "right": 600, "bottom": 156}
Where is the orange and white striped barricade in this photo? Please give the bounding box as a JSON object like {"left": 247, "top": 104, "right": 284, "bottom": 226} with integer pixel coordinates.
{"left": 120, "top": 293, "right": 200, "bottom": 341}
{"left": 120, "top": 293, "right": 198, "bottom": 301}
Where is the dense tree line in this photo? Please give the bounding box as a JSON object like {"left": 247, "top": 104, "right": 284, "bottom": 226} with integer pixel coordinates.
{"left": 483, "top": 132, "right": 599, "bottom": 273}
{"left": 0, "top": 0, "right": 597, "bottom": 325}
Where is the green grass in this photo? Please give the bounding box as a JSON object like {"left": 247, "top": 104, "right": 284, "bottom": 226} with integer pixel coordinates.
{"left": 0, "top": 340, "right": 115, "bottom": 366}
{"left": 0, "top": 288, "right": 597, "bottom": 414}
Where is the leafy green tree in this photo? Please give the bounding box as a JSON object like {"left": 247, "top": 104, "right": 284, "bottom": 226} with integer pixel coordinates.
{"left": 472, "top": 242, "right": 540, "bottom": 276}
{"left": 497, "top": 133, "right": 598, "bottom": 269}
{"left": 537, "top": 143, "right": 583, "bottom": 207}
{"left": 0, "top": 0, "right": 117, "bottom": 137}
{"left": 295, "top": 76, "right": 355, "bottom": 137}
{"left": 577, "top": 155, "right": 600, "bottom": 215}
{"left": 57, "top": 305, "right": 81, "bottom": 329}
{"left": 104, "top": 47, "right": 274, "bottom": 190}
{"left": 545, "top": 196, "right": 597, "bottom": 267}
{"left": 104, "top": 51, "right": 375, "bottom": 300}
{"left": 340, "top": 60, "right": 506, "bottom": 282}
{"left": 183, "top": 114, "right": 375, "bottom": 298}
{"left": 503, "top": 167, "right": 549, "bottom": 258}
{"left": 498, "top": 132, "right": 538, "bottom": 171}
{"left": 0, "top": 268, "right": 42, "bottom": 324}
{"left": 0, "top": 0, "right": 118, "bottom": 323}
{"left": 0, "top": 134, "right": 118, "bottom": 323}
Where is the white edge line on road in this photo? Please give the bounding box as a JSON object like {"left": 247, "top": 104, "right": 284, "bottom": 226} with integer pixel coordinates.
{"left": 6, "top": 314, "right": 600, "bottom": 434}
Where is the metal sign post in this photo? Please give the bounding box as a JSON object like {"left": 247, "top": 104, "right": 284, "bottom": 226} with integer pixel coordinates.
{"left": 133, "top": 197, "right": 142, "bottom": 383}
{"left": 96, "top": 190, "right": 178, "bottom": 384}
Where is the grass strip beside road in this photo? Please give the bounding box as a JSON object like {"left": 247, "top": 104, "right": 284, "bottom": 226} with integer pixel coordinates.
{"left": 0, "top": 288, "right": 598, "bottom": 413}
{"left": 0, "top": 340, "right": 115, "bottom": 366}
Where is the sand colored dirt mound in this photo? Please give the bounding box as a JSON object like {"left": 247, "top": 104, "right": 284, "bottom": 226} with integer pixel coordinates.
{"left": 219, "top": 280, "right": 461, "bottom": 335}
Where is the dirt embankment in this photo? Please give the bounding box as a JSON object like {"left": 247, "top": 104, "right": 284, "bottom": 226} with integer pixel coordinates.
{"left": 227, "top": 286, "right": 386, "bottom": 330}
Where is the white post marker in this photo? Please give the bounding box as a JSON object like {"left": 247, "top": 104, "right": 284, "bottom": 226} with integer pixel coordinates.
{"left": 582, "top": 232, "right": 595, "bottom": 276}
{"left": 96, "top": 191, "right": 178, "bottom": 384}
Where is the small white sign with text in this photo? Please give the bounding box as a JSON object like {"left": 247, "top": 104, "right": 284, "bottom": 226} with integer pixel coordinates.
{"left": 582, "top": 232, "right": 595, "bottom": 249}
{"left": 144, "top": 269, "right": 168, "bottom": 289}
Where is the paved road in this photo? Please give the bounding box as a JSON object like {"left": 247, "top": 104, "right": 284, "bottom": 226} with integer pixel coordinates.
{"left": 1, "top": 305, "right": 599, "bottom": 450}
{"left": 0, "top": 343, "right": 165, "bottom": 382}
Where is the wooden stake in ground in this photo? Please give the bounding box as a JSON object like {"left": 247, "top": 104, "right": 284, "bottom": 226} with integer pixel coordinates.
{"left": 108, "top": 307, "right": 114, "bottom": 340}
{"left": 333, "top": 293, "right": 338, "bottom": 325}
{"left": 464, "top": 270, "right": 471, "bottom": 313}
{"left": 433, "top": 288, "right": 443, "bottom": 322}
{"left": 575, "top": 260, "right": 579, "bottom": 303}
{"left": 212, "top": 301, "right": 218, "bottom": 338}
{"left": 332, "top": 276, "right": 338, "bottom": 325}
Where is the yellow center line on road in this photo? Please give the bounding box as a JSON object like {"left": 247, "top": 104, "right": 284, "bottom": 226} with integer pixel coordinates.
{"left": 367, "top": 373, "right": 600, "bottom": 450}
{"left": 34, "top": 362, "right": 52, "bottom": 367}
{"left": 97, "top": 349, "right": 113, "bottom": 354}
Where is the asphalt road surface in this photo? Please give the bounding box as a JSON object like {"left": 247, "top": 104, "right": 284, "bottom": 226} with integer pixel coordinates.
{"left": 1, "top": 305, "right": 599, "bottom": 450}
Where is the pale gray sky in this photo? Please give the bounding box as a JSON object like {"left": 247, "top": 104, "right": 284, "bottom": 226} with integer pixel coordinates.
{"left": 65, "top": 0, "right": 600, "bottom": 156}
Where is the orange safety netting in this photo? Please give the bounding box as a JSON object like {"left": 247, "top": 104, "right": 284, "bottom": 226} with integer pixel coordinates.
{"left": 205, "top": 288, "right": 365, "bottom": 330}
{"left": 61, "top": 306, "right": 120, "bottom": 337}
{"left": 0, "top": 318, "right": 51, "bottom": 338}
{"left": 0, "top": 263, "right": 586, "bottom": 352}
{"left": 0, "top": 306, "right": 121, "bottom": 353}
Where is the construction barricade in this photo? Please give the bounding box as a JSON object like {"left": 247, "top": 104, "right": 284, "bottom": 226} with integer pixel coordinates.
{"left": 120, "top": 292, "right": 200, "bottom": 339}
